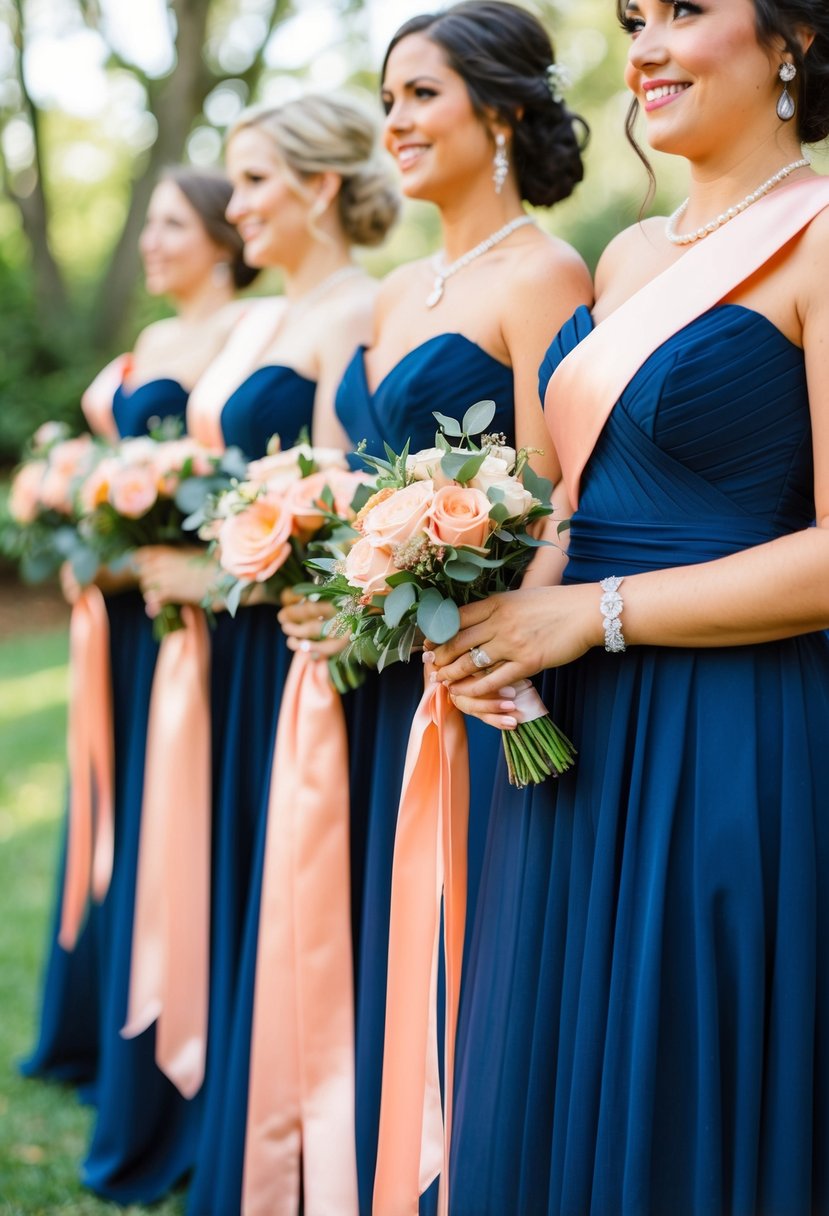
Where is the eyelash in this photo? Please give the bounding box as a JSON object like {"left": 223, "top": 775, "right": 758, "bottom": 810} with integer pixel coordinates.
{"left": 380, "top": 85, "right": 439, "bottom": 115}
{"left": 621, "top": 1, "right": 701, "bottom": 33}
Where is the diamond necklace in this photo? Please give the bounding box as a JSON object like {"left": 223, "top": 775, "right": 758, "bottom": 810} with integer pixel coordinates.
{"left": 426, "top": 214, "right": 536, "bottom": 308}
{"left": 665, "top": 156, "right": 811, "bottom": 246}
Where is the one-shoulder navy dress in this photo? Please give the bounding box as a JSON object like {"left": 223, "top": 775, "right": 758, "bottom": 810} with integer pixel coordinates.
{"left": 449, "top": 305, "right": 829, "bottom": 1216}
{"left": 21, "top": 378, "right": 187, "bottom": 1098}
{"left": 336, "top": 333, "right": 517, "bottom": 1215}
{"left": 82, "top": 367, "right": 314, "bottom": 1204}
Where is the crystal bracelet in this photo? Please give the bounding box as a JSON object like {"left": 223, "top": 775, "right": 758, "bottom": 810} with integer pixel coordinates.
{"left": 599, "top": 575, "right": 625, "bottom": 653}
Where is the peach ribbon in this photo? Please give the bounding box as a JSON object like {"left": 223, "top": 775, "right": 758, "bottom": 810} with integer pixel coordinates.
{"left": 122, "top": 605, "right": 211, "bottom": 1098}
{"left": 243, "top": 651, "right": 358, "bottom": 1216}
{"left": 545, "top": 177, "right": 829, "bottom": 508}
{"left": 80, "top": 354, "right": 130, "bottom": 443}
{"left": 373, "top": 666, "right": 469, "bottom": 1216}
{"left": 58, "top": 585, "right": 116, "bottom": 949}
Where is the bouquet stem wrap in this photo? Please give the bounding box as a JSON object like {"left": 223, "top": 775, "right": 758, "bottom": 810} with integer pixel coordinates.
{"left": 373, "top": 670, "right": 469, "bottom": 1216}
{"left": 122, "top": 606, "right": 211, "bottom": 1099}
{"left": 59, "top": 585, "right": 115, "bottom": 949}
{"left": 243, "top": 651, "right": 358, "bottom": 1216}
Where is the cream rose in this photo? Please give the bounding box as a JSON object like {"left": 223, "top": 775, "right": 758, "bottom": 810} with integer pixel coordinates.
{"left": 343, "top": 535, "right": 399, "bottom": 598}
{"left": 218, "top": 492, "right": 294, "bottom": 582}
{"left": 108, "top": 464, "right": 159, "bottom": 518}
{"left": 425, "top": 484, "right": 494, "bottom": 549}
{"left": 360, "top": 479, "right": 435, "bottom": 547}
{"left": 246, "top": 443, "right": 348, "bottom": 490}
{"left": 405, "top": 447, "right": 444, "bottom": 482}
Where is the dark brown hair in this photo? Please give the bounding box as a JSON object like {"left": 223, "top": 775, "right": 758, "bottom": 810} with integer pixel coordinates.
{"left": 162, "top": 166, "right": 259, "bottom": 289}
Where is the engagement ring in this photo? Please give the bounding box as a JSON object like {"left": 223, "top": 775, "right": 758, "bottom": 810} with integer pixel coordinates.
{"left": 470, "top": 645, "right": 493, "bottom": 669}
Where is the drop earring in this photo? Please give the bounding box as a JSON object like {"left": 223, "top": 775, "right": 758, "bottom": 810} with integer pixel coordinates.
{"left": 777, "top": 62, "right": 797, "bottom": 122}
{"left": 492, "top": 133, "right": 509, "bottom": 195}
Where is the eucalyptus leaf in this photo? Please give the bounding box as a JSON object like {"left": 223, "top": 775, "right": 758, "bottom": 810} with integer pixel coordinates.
{"left": 461, "top": 399, "right": 496, "bottom": 436}
{"left": 70, "top": 546, "right": 100, "bottom": 586}
{"left": 174, "top": 477, "right": 217, "bottom": 515}
{"left": 383, "top": 580, "right": 417, "bottom": 628}
{"left": 386, "top": 570, "right": 421, "bottom": 587}
{"left": 219, "top": 447, "right": 248, "bottom": 479}
{"left": 452, "top": 451, "right": 489, "bottom": 484}
{"left": 514, "top": 531, "right": 550, "bottom": 548}
{"left": 488, "top": 501, "right": 511, "bottom": 524}
{"left": 417, "top": 590, "right": 460, "bottom": 644}
{"left": 443, "top": 559, "right": 482, "bottom": 583}
{"left": 224, "top": 579, "right": 246, "bottom": 619}
{"left": 433, "top": 411, "right": 463, "bottom": 437}
{"left": 521, "top": 464, "right": 554, "bottom": 507}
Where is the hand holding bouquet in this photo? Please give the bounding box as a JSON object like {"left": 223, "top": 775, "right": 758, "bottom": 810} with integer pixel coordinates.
{"left": 305, "top": 400, "right": 576, "bottom": 786}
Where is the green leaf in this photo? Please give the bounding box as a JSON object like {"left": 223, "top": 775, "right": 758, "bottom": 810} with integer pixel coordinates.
{"left": 435, "top": 431, "right": 451, "bottom": 452}
{"left": 521, "top": 464, "right": 553, "bottom": 507}
{"left": 350, "top": 482, "right": 375, "bottom": 513}
{"left": 70, "top": 546, "right": 100, "bottom": 586}
{"left": 298, "top": 452, "right": 315, "bottom": 479}
{"left": 461, "top": 399, "right": 496, "bottom": 436}
{"left": 514, "top": 531, "right": 550, "bottom": 548}
{"left": 383, "top": 580, "right": 417, "bottom": 628}
{"left": 224, "top": 579, "right": 246, "bottom": 618}
{"left": 385, "top": 570, "right": 421, "bottom": 587}
{"left": 452, "top": 451, "right": 489, "bottom": 484}
{"left": 443, "top": 558, "right": 482, "bottom": 583}
{"left": 396, "top": 621, "right": 418, "bottom": 664}
{"left": 488, "top": 501, "right": 511, "bottom": 524}
{"left": 416, "top": 589, "right": 460, "bottom": 644}
{"left": 220, "top": 447, "right": 248, "bottom": 479}
{"left": 433, "top": 411, "right": 463, "bottom": 437}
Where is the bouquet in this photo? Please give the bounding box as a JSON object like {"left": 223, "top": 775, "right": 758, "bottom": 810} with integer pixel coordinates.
{"left": 190, "top": 440, "right": 373, "bottom": 691}
{"left": 80, "top": 429, "right": 246, "bottom": 638}
{"left": 304, "top": 400, "right": 576, "bottom": 786}
{"left": 2, "top": 421, "right": 101, "bottom": 585}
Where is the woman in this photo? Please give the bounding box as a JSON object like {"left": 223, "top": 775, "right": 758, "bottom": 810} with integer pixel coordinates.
{"left": 278, "top": 5, "right": 591, "bottom": 1211}
{"left": 433, "top": 2, "right": 829, "bottom": 1212}
{"left": 116, "top": 94, "right": 398, "bottom": 1214}
{"left": 21, "top": 167, "right": 251, "bottom": 1100}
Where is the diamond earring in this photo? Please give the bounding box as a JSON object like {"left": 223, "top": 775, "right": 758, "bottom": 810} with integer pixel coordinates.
{"left": 777, "top": 62, "right": 797, "bottom": 122}
{"left": 492, "top": 133, "right": 509, "bottom": 195}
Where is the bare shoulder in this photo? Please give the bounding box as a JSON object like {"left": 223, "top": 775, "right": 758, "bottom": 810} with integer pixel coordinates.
{"left": 509, "top": 229, "right": 592, "bottom": 296}
{"left": 797, "top": 204, "right": 829, "bottom": 311}
{"left": 132, "top": 315, "right": 176, "bottom": 358}
{"left": 594, "top": 217, "right": 666, "bottom": 298}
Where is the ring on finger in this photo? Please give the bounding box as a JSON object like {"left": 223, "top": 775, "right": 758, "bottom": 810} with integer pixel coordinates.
{"left": 470, "top": 645, "right": 493, "bottom": 669}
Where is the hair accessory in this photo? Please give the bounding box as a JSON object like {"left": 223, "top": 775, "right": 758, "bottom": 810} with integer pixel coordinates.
{"left": 665, "top": 156, "right": 810, "bottom": 246}
{"left": 777, "top": 61, "right": 797, "bottom": 122}
{"left": 599, "top": 576, "right": 625, "bottom": 653}
{"left": 546, "top": 63, "right": 571, "bottom": 103}
{"left": 492, "top": 132, "right": 509, "bottom": 195}
{"left": 426, "top": 213, "right": 535, "bottom": 308}
{"left": 470, "top": 645, "right": 493, "bottom": 669}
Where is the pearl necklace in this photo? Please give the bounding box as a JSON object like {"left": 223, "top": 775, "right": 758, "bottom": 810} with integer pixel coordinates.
{"left": 665, "top": 157, "right": 811, "bottom": 246}
{"left": 287, "top": 264, "right": 363, "bottom": 317}
{"left": 426, "top": 214, "right": 535, "bottom": 307}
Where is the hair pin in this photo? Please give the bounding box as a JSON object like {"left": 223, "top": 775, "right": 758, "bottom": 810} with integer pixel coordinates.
{"left": 546, "top": 62, "right": 572, "bottom": 103}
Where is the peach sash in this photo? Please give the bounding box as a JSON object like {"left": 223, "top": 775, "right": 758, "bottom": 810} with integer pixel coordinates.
{"left": 59, "top": 585, "right": 115, "bottom": 949}
{"left": 122, "top": 606, "right": 211, "bottom": 1098}
{"left": 373, "top": 669, "right": 469, "bottom": 1216}
{"left": 243, "top": 651, "right": 358, "bottom": 1216}
{"left": 124, "top": 298, "right": 290, "bottom": 1098}
{"left": 545, "top": 176, "right": 829, "bottom": 508}
{"left": 80, "top": 355, "right": 128, "bottom": 444}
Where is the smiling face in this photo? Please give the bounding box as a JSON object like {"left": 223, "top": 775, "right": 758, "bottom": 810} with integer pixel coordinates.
{"left": 225, "top": 126, "right": 314, "bottom": 269}
{"left": 139, "top": 180, "right": 225, "bottom": 299}
{"left": 622, "top": 0, "right": 782, "bottom": 163}
{"left": 381, "top": 32, "right": 496, "bottom": 205}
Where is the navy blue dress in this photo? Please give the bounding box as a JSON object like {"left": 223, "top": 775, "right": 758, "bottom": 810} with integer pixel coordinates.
{"left": 449, "top": 305, "right": 829, "bottom": 1216}
{"left": 82, "top": 367, "right": 314, "bottom": 1205}
{"left": 21, "top": 378, "right": 187, "bottom": 1099}
{"left": 336, "top": 334, "right": 517, "bottom": 1215}
{"left": 183, "top": 366, "right": 317, "bottom": 1216}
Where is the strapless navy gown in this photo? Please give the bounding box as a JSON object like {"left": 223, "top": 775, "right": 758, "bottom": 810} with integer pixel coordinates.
{"left": 21, "top": 378, "right": 187, "bottom": 1098}
{"left": 449, "top": 305, "right": 829, "bottom": 1216}
{"left": 82, "top": 367, "right": 314, "bottom": 1204}
{"left": 336, "top": 333, "right": 517, "bottom": 1215}
{"left": 183, "top": 366, "right": 320, "bottom": 1215}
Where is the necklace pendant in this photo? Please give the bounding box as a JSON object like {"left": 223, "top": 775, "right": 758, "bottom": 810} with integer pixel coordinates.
{"left": 426, "top": 279, "right": 444, "bottom": 309}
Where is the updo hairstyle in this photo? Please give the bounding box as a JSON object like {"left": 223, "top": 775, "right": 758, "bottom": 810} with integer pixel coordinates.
{"left": 231, "top": 93, "right": 400, "bottom": 247}
{"left": 381, "top": 0, "right": 588, "bottom": 207}
{"left": 162, "top": 166, "right": 259, "bottom": 289}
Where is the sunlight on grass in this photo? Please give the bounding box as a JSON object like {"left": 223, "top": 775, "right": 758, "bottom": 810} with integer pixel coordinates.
{"left": 0, "top": 625, "right": 184, "bottom": 1216}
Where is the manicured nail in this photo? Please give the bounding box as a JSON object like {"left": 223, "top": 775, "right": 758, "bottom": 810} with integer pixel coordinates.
{"left": 422, "top": 650, "right": 435, "bottom": 664}
{"left": 498, "top": 686, "right": 516, "bottom": 698}
{"left": 499, "top": 701, "right": 516, "bottom": 712}
{"left": 500, "top": 716, "right": 517, "bottom": 728}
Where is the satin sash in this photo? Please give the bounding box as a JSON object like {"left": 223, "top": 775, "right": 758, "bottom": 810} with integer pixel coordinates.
{"left": 243, "top": 652, "right": 358, "bottom": 1216}
{"left": 186, "top": 298, "right": 288, "bottom": 448}
{"left": 122, "top": 605, "right": 211, "bottom": 1098}
{"left": 59, "top": 585, "right": 115, "bottom": 949}
{"left": 80, "top": 354, "right": 129, "bottom": 443}
{"left": 545, "top": 176, "right": 829, "bottom": 507}
{"left": 373, "top": 670, "right": 469, "bottom": 1216}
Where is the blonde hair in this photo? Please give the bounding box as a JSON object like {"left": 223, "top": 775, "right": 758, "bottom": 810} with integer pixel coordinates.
{"left": 230, "top": 92, "right": 399, "bottom": 247}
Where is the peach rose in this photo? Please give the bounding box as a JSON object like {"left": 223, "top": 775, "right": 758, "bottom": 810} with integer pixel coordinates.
{"left": 359, "top": 479, "right": 435, "bottom": 547}
{"left": 343, "top": 535, "right": 399, "bottom": 598}
{"left": 154, "top": 438, "right": 218, "bottom": 488}
{"left": 38, "top": 436, "right": 97, "bottom": 514}
{"left": 9, "top": 460, "right": 47, "bottom": 524}
{"left": 32, "top": 420, "right": 69, "bottom": 451}
{"left": 218, "top": 492, "right": 294, "bottom": 582}
{"left": 118, "top": 436, "right": 158, "bottom": 466}
{"left": 246, "top": 444, "right": 348, "bottom": 490}
{"left": 426, "top": 484, "right": 494, "bottom": 549}
{"left": 285, "top": 468, "right": 369, "bottom": 537}
{"left": 79, "top": 456, "right": 120, "bottom": 514}
{"left": 108, "top": 464, "right": 159, "bottom": 518}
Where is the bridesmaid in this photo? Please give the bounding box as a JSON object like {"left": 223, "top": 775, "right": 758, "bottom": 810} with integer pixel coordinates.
{"left": 121, "top": 94, "right": 397, "bottom": 1215}
{"left": 279, "top": 4, "right": 591, "bottom": 1211}
{"left": 21, "top": 167, "right": 252, "bottom": 1096}
{"left": 433, "top": 1, "right": 829, "bottom": 1213}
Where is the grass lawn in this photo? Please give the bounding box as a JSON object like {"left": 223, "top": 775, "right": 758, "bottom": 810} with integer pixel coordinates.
{"left": 0, "top": 623, "right": 184, "bottom": 1215}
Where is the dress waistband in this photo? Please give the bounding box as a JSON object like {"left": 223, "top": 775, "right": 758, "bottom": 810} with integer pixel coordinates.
{"left": 562, "top": 512, "right": 796, "bottom": 583}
